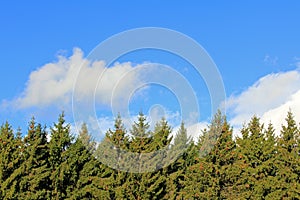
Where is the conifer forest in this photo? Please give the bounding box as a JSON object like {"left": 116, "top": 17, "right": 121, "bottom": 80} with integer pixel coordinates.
{"left": 0, "top": 110, "right": 300, "bottom": 199}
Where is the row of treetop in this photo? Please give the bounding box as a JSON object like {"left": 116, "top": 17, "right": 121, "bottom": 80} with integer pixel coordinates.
{"left": 0, "top": 110, "right": 299, "bottom": 199}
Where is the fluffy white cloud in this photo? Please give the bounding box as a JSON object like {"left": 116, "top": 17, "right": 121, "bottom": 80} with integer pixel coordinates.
{"left": 227, "top": 69, "right": 300, "bottom": 135}
{"left": 261, "top": 90, "right": 300, "bottom": 133}
{"left": 11, "top": 48, "right": 143, "bottom": 109}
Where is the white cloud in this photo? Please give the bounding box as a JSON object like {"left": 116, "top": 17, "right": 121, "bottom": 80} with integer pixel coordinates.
{"left": 9, "top": 48, "right": 143, "bottom": 109}
{"left": 186, "top": 122, "right": 208, "bottom": 142}
{"left": 227, "top": 69, "right": 300, "bottom": 135}
{"left": 261, "top": 90, "right": 300, "bottom": 133}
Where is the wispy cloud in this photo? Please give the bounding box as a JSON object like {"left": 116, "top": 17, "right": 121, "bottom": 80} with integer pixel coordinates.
{"left": 264, "top": 54, "right": 278, "bottom": 66}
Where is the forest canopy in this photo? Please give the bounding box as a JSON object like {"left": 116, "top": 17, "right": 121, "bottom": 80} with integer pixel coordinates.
{"left": 0, "top": 111, "right": 300, "bottom": 199}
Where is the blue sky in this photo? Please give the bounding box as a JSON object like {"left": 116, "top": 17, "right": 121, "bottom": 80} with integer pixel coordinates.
{"left": 1, "top": 1, "right": 300, "bottom": 140}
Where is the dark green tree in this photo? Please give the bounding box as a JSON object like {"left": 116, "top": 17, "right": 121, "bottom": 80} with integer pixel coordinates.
{"left": 233, "top": 116, "right": 284, "bottom": 199}
{"left": 66, "top": 124, "right": 110, "bottom": 199}
{"left": 16, "top": 117, "right": 51, "bottom": 199}
{"left": 181, "top": 111, "right": 237, "bottom": 199}
{"left": 48, "top": 112, "right": 73, "bottom": 199}
{"left": 95, "top": 114, "right": 130, "bottom": 199}
{"left": 234, "top": 116, "right": 266, "bottom": 198}
{"left": 123, "top": 115, "right": 169, "bottom": 199}
{"left": 270, "top": 111, "right": 300, "bottom": 199}
{"left": 0, "top": 122, "right": 24, "bottom": 199}
{"left": 165, "top": 121, "right": 196, "bottom": 199}
{"left": 78, "top": 123, "right": 96, "bottom": 153}
{"left": 129, "top": 112, "right": 153, "bottom": 173}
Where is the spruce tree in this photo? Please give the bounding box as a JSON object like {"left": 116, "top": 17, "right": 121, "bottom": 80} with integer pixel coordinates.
{"left": 17, "top": 117, "right": 51, "bottom": 199}
{"left": 234, "top": 116, "right": 284, "bottom": 199}
{"left": 48, "top": 112, "right": 72, "bottom": 199}
{"left": 181, "top": 111, "right": 237, "bottom": 199}
{"left": 73, "top": 123, "right": 110, "bottom": 199}
{"left": 0, "top": 122, "right": 17, "bottom": 183}
{"left": 180, "top": 129, "right": 213, "bottom": 199}
{"left": 0, "top": 122, "right": 24, "bottom": 199}
{"left": 234, "top": 116, "right": 264, "bottom": 198}
{"left": 78, "top": 123, "right": 96, "bottom": 153}
{"left": 150, "top": 118, "right": 173, "bottom": 169}
{"left": 165, "top": 121, "right": 196, "bottom": 199}
{"left": 205, "top": 114, "right": 236, "bottom": 198}
{"left": 271, "top": 111, "right": 300, "bottom": 199}
{"left": 95, "top": 114, "right": 130, "bottom": 199}
{"left": 168, "top": 122, "right": 192, "bottom": 169}
{"left": 137, "top": 118, "right": 173, "bottom": 199}
{"left": 66, "top": 125, "right": 110, "bottom": 199}
{"left": 129, "top": 112, "right": 153, "bottom": 173}
{"left": 259, "top": 122, "right": 279, "bottom": 199}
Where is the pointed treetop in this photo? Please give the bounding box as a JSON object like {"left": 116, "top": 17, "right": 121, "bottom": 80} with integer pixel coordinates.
{"left": 130, "top": 112, "right": 150, "bottom": 138}
{"left": 0, "top": 122, "right": 14, "bottom": 140}
{"left": 114, "top": 113, "right": 125, "bottom": 131}
{"left": 173, "top": 121, "right": 191, "bottom": 147}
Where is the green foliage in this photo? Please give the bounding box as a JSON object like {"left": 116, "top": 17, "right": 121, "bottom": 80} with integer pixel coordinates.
{"left": 272, "top": 111, "right": 300, "bottom": 199}
{"left": 18, "top": 118, "right": 51, "bottom": 199}
{"left": 0, "top": 122, "right": 24, "bottom": 199}
{"left": 0, "top": 111, "right": 300, "bottom": 199}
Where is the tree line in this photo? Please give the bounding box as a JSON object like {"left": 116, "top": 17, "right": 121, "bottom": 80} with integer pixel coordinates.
{"left": 0, "top": 111, "right": 299, "bottom": 199}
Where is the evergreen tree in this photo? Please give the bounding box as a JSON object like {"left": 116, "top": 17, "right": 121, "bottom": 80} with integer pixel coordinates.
{"left": 259, "top": 122, "right": 279, "bottom": 199}
{"left": 95, "top": 114, "right": 130, "bottom": 199}
{"left": 78, "top": 123, "right": 96, "bottom": 153}
{"left": 168, "top": 122, "right": 193, "bottom": 169}
{"left": 198, "top": 110, "right": 224, "bottom": 158}
{"left": 234, "top": 116, "right": 265, "bottom": 198}
{"left": 180, "top": 157, "right": 212, "bottom": 199}
{"left": 181, "top": 111, "right": 237, "bottom": 199}
{"left": 122, "top": 115, "right": 170, "bottom": 199}
{"left": 233, "top": 116, "right": 284, "bottom": 199}
{"left": 16, "top": 117, "right": 51, "bottom": 199}
{"left": 0, "top": 122, "right": 16, "bottom": 183}
{"left": 0, "top": 122, "right": 24, "bottom": 199}
{"left": 66, "top": 127, "right": 110, "bottom": 199}
{"left": 181, "top": 126, "right": 215, "bottom": 199}
{"left": 129, "top": 112, "right": 153, "bottom": 173}
{"left": 271, "top": 111, "right": 300, "bottom": 199}
{"left": 165, "top": 121, "right": 196, "bottom": 199}
{"left": 150, "top": 118, "right": 173, "bottom": 169}
{"left": 1, "top": 111, "right": 300, "bottom": 199}
{"left": 136, "top": 118, "right": 173, "bottom": 199}
{"left": 205, "top": 114, "right": 236, "bottom": 198}
{"left": 48, "top": 112, "right": 73, "bottom": 199}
